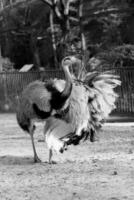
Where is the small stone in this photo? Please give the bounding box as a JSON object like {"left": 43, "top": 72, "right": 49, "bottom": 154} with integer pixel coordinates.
{"left": 112, "top": 171, "right": 118, "bottom": 175}
{"left": 128, "top": 149, "right": 133, "bottom": 154}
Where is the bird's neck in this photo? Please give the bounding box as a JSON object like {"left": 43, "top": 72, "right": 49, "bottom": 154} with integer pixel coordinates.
{"left": 61, "top": 66, "right": 72, "bottom": 98}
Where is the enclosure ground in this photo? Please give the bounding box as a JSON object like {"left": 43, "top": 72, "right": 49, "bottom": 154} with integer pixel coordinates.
{"left": 0, "top": 114, "right": 134, "bottom": 200}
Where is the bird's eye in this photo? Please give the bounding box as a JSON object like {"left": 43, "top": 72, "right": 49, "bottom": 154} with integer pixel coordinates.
{"left": 64, "top": 57, "right": 71, "bottom": 62}
{"left": 62, "top": 58, "right": 72, "bottom": 68}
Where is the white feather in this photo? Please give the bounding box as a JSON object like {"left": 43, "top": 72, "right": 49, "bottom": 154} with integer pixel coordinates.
{"left": 58, "top": 65, "right": 121, "bottom": 137}
{"left": 44, "top": 117, "right": 73, "bottom": 153}
{"left": 60, "top": 83, "right": 91, "bottom": 136}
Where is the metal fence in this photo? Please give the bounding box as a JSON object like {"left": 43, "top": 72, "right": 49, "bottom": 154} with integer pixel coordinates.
{"left": 0, "top": 70, "right": 64, "bottom": 112}
{"left": 112, "top": 67, "right": 134, "bottom": 113}
{"left": 0, "top": 68, "right": 134, "bottom": 114}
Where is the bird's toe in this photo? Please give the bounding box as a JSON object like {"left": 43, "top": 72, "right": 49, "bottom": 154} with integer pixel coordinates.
{"left": 34, "top": 157, "right": 42, "bottom": 163}
{"left": 49, "top": 160, "right": 57, "bottom": 165}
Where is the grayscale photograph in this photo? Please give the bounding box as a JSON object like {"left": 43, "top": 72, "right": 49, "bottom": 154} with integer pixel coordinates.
{"left": 0, "top": 0, "right": 134, "bottom": 199}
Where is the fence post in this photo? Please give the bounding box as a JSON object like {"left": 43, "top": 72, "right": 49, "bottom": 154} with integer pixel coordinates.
{"left": 3, "top": 73, "right": 9, "bottom": 110}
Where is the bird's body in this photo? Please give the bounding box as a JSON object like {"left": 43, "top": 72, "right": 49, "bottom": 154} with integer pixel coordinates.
{"left": 16, "top": 57, "right": 73, "bottom": 162}
{"left": 60, "top": 81, "right": 90, "bottom": 135}
{"left": 57, "top": 57, "right": 121, "bottom": 142}
{"left": 17, "top": 56, "right": 121, "bottom": 163}
{"left": 43, "top": 57, "right": 121, "bottom": 163}
{"left": 17, "top": 79, "right": 69, "bottom": 131}
{"left": 17, "top": 81, "right": 51, "bottom": 131}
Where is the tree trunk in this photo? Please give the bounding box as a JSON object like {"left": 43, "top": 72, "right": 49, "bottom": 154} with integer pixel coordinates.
{"left": 33, "top": 48, "right": 41, "bottom": 69}
{"left": 78, "top": 0, "right": 87, "bottom": 78}
{"left": 30, "top": 34, "right": 41, "bottom": 70}
{"left": 0, "top": 46, "right": 3, "bottom": 72}
{"left": 49, "top": 8, "right": 58, "bottom": 68}
{"left": 0, "top": 0, "right": 3, "bottom": 10}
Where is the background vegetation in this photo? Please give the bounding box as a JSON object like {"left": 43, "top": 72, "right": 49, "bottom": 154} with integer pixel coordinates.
{"left": 0, "top": 0, "right": 134, "bottom": 71}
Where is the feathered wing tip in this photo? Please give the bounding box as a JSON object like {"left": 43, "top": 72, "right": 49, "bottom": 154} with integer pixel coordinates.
{"left": 44, "top": 117, "right": 77, "bottom": 154}
{"left": 84, "top": 71, "right": 121, "bottom": 129}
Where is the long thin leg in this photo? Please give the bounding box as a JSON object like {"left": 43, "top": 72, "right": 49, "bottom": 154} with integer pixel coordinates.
{"left": 49, "top": 149, "right": 53, "bottom": 164}
{"left": 30, "top": 128, "right": 41, "bottom": 163}
{"left": 48, "top": 149, "right": 57, "bottom": 164}
{"left": 90, "top": 129, "right": 98, "bottom": 142}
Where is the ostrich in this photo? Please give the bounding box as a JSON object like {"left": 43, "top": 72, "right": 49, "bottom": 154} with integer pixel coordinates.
{"left": 43, "top": 56, "right": 121, "bottom": 163}
{"left": 16, "top": 57, "right": 73, "bottom": 163}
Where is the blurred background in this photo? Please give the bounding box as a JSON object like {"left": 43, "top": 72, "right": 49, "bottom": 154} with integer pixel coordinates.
{"left": 0, "top": 0, "right": 134, "bottom": 117}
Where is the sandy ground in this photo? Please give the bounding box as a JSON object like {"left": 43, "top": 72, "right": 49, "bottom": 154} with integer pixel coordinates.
{"left": 0, "top": 114, "right": 134, "bottom": 200}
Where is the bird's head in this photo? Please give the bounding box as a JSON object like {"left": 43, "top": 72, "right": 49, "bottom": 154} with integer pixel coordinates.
{"left": 61, "top": 57, "right": 73, "bottom": 74}
{"left": 62, "top": 56, "right": 83, "bottom": 79}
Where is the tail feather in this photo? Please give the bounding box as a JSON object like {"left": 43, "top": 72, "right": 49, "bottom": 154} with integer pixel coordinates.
{"left": 84, "top": 71, "right": 121, "bottom": 130}
{"left": 45, "top": 117, "right": 77, "bottom": 153}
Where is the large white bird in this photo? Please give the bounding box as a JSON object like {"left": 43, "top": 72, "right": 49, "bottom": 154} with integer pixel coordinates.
{"left": 16, "top": 57, "right": 73, "bottom": 162}
{"left": 43, "top": 56, "right": 121, "bottom": 163}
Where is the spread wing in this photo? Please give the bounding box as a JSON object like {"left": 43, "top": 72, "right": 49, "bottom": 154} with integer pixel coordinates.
{"left": 84, "top": 71, "right": 121, "bottom": 129}
{"left": 44, "top": 117, "right": 77, "bottom": 151}
{"left": 44, "top": 117, "right": 74, "bottom": 140}
{"left": 21, "top": 80, "right": 53, "bottom": 113}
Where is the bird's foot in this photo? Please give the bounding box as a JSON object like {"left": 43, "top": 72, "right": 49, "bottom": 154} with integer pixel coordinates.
{"left": 90, "top": 132, "right": 99, "bottom": 142}
{"left": 49, "top": 160, "right": 57, "bottom": 165}
{"left": 34, "top": 156, "right": 42, "bottom": 163}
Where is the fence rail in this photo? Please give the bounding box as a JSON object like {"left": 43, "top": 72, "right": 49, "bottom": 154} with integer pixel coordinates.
{"left": 0, "top": 68, "right": 134, "bottom": 114}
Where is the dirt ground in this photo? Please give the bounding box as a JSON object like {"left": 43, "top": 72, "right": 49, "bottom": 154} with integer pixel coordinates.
{"left": 0, "top": 114, "right": 134, "bottom": 200}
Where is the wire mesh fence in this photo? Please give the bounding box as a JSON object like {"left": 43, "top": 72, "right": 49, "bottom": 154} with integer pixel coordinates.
{"left": 0, "top": 68, "right": 134, "bottom": 114}
{"left": 0, "top": 70, "right": 64, "bottom": 112}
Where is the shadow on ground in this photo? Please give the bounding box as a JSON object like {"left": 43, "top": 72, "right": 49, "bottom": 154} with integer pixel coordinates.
{"left": 108, "top": 113, "right": 134, "bottom": 122}
{"left": 0, "top": 155, "right": 34, "bottom": 165}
